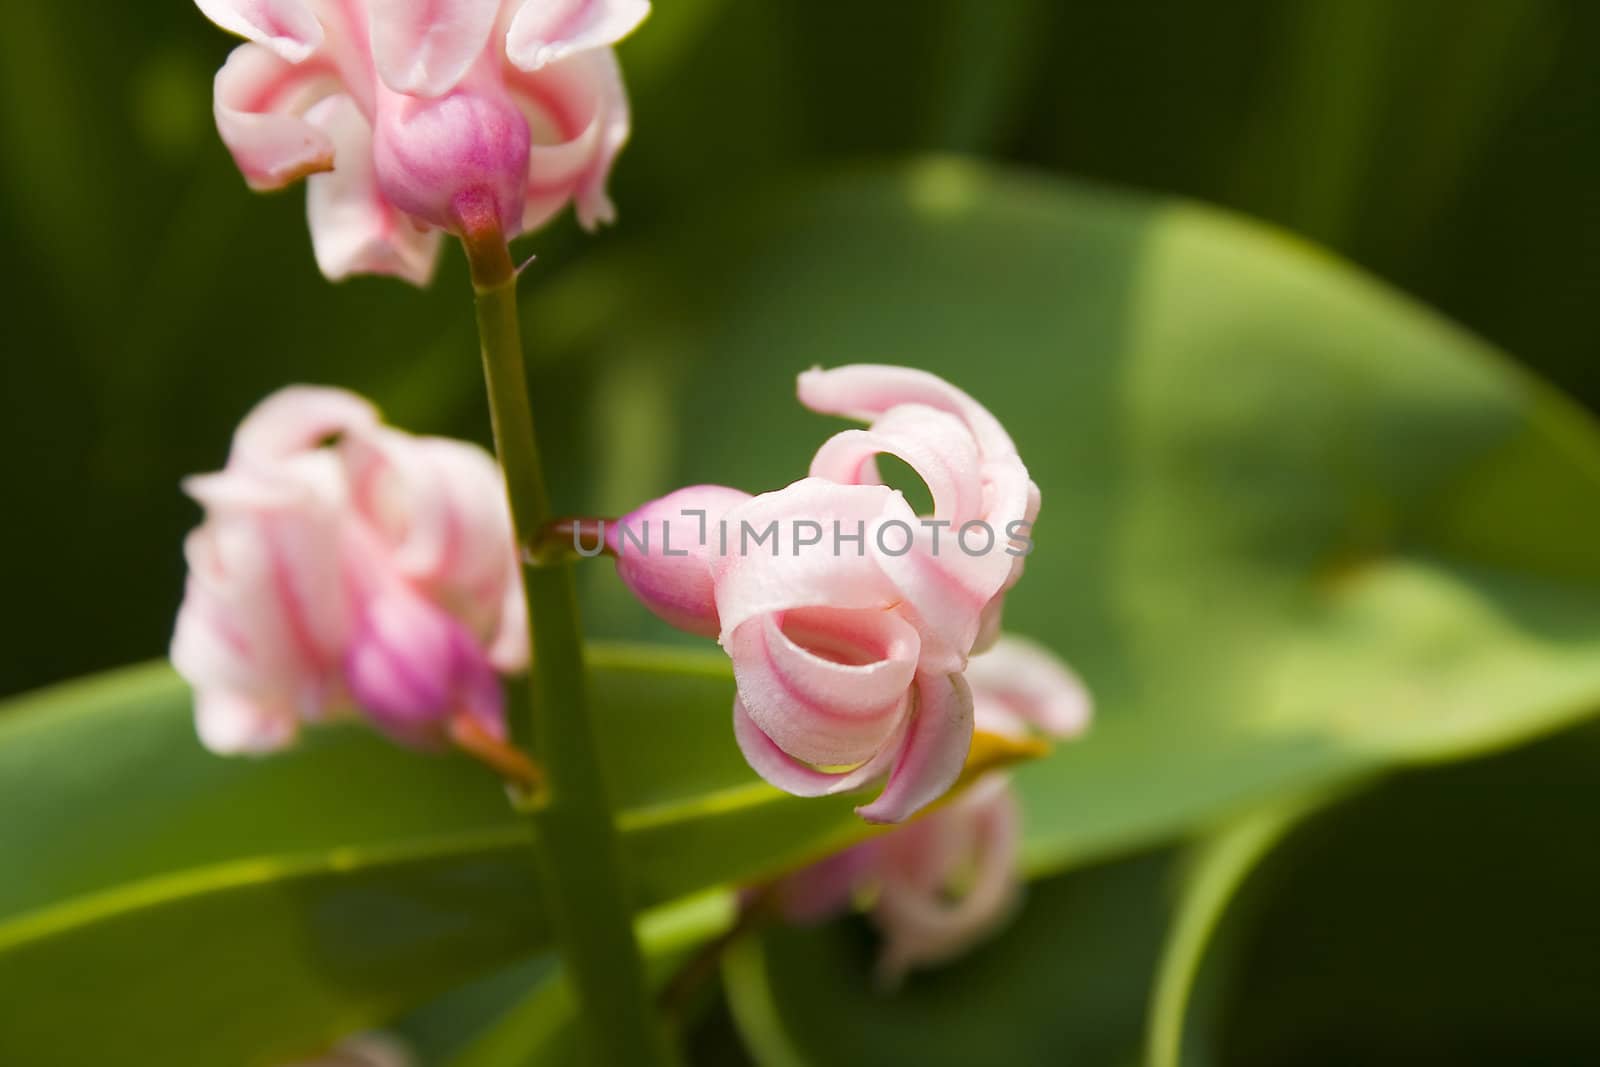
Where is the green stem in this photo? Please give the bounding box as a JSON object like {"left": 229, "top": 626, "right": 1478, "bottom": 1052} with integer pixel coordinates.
{"left": 465, "top": 228, "right": 669, "bottom": 1066}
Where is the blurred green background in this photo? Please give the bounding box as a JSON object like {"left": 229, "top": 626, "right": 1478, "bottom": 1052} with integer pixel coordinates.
{"left": 6, "top": 3, "right": 1600, "bottom": 1065}
{"left": 4, "top": 0, "right": 1597, "bottom": 697}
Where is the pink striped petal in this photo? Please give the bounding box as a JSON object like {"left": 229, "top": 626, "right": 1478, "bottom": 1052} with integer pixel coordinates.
{"left": 798, "top": 365, "right": 1019, "bottom": 461}
{"left": 711, "top": 478, "right": 911, "bottom": 642}
{"left": 367, "top": 0, "right": 502, "bottom": 97}
{"left": 732, "top": 696, "right": 910, "bottom": 799}
{"left": 727, "top": 607, "right": 918, "bottom": 767}
{"left": 227, "top": 384, "right": 378, "bottom": 463}
{"left": 504, "top": 49, "right": 630, "bottom": 231}
{"left": 505, "top": 0, "right": 650, "bottom": 71}
{"left": 872, "top": 774, "right": 1021, "bottom": 983}
{"left": 192, "top": 689, "right": 303, "bottom": 754}
{"left": 213, "top": 42, "right": 340, "bottom": 190}
{"left": 342, "top": 426, "right": 521, "bottom": 651}
{"left": 856, "top": 671, "right": 974, "bottom": 824}
{"left": 809, "top": 405, "right": 984, "bottom": 523}
{"left": 303, "top": 95, "right": 443, "bottom": 285}
{"left": 966, "top": 635, "right": 1092, "bottom": 740}
{"left": 194, "top": 0, "right": 324, "bottom": 62}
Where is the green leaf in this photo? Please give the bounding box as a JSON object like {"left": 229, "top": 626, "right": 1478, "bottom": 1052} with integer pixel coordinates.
{"left": 553, "top": 158, "right": 1600, "bottom": 876}
{"left": 0, "top": 649, "right": 859, "bottom": 1066}
{"left": 722, "top": 850, "right": 1176, "bottom": 1067}
{"left": 1154, "top": 722, "right": 1600, "bottom": 1066}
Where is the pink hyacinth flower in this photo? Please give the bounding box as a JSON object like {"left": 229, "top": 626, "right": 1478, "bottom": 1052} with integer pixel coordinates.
{"left": 776, "top": 773, "right": 1022, "bottom": 987}
{"left": 708, "top": 478, "right": 976, "bottom": 824}
{"left": 771, "top": 637, "right": 1089, "bottom": 983}
{"left": 197, "top": 0, "right": 644, "bottom": 283}
{"left": 171, "top": 386, "right": 526, "bottom": 752}
{"left": 606, "top": 367, "right": 1042, "bottom": 822}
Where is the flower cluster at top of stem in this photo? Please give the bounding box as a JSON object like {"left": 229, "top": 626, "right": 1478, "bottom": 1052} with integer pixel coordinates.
{"left": 171, "top": 386, "right": 527, "bottom": 753}
{"left": 608, "top": 364, "right": 1090, "bottom": 823}
{"left": 194, "top": 0, "right": 648, "bottom": 283}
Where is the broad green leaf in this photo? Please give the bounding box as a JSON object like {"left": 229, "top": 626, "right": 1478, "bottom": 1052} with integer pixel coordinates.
{"left": 0, "top": 648, "right": 859, "bottom": 1066}
{"left": 554, "top": 158, "right": 1600, "bottom": 876}
{"left": 722, "top": 850, "right": 1176, "bottom": 1067}
{"left": 1154, "top": 722, "right": 1600, "bottom": 1066}
{"left": 1146, "top": 796, "right": 1338, "bottom": 1067}
{"left": 386, "top": 891, "right": 732, "bottom": 1067}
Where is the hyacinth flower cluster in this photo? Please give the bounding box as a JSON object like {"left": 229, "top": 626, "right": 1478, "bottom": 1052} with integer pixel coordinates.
{"left": 607, "top": 364, "right": 1086, "bottom": 824}
{"left": 196, "top": 0, "right": 644, "bottom": 282}
{"left": 171, "top": 387, "right": 529, "bottom": 761}
{"left": 175, "top": 0, "right": 1095, "bottom": 1055}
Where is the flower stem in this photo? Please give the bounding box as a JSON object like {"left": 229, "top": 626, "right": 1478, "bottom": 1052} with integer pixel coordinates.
{"left": 465, "top": 229, "right": 669, "bottom": 1066}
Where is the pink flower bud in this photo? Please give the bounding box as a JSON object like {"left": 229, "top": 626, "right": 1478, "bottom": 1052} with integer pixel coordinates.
{"left": 344, "top": 587, "right": 505, "bottom": 748}
{"left": 774, "top": 774, "right": 1022, "bottom": 985}
{"left": 610, "top": 484, "right": 751, "bottom": 638}
{"left": 712, "top": 479, "right": 976, "bottom": 824}
{"left": 372, "top": 76, "right": 532, "bottom": 238}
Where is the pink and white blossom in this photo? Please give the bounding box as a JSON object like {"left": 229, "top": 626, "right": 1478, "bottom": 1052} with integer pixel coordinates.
{"left": 771, "top": 638, "right": 1090, "bottom": 983}
{"left": 776, "top": 774, "right": 1022, "bottom": 986}
{"left": 612, "top": 366, "right": 1056, "bottom": 823}
{"left": 171, "top": 386, "right": 525, "bottom": 752}
{"left": 197, "top": 0, "right": 644, "bottom": 283}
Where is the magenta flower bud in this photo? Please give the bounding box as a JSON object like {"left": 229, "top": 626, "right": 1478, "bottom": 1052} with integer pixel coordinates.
{"left": 344, "top": 586, "right": 506, "bottom": 749}
{"left": 372, "top": 78, "right": 532, "bottom": 238}
{"left": 611, "top": 484, "right": 752, "bottom": 638}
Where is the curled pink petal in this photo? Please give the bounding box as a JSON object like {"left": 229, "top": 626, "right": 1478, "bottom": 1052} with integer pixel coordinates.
{"left": 798, "top": 364, "right": 1019, "bottom": 461}
{"left": 966, "top": 635, "right": 1092, "bottom": 740}
{"left": 856, "top": 671, "right": 975, "bottom": 824}
{"left": 711, "top": 478, "right": 911, "bottom": 641}
{"left": 213, "top": 43, "right": 340, "bottom": 191}
{"left": 801, "top": 366, "right": 1040, "bottom": 654}
{"left": 872, "top": 774, "right": 1021, "bottom": 984}
{"left": 192, "top": 689, "right": 302, "bottom": 754}
{"left": 194, "top": 0, "right": 324, "bottom": 63}
{"left": 503, "top": 48, "right": 631, "bottom": 231}
{"left": 304, "top": 95, "right": 444, "bottom": 285}
{"left": 344, "top": 428, "right": 521, "bottom": 651}
{"left": 809, "top": 405, "right": 983, "bottom": 523}
{"left": 769, "top": 774, "right": 1023, "bottom": 981}
{"left": 506, "top": 0, "right": 650, "bottom": 71}
{"left": 367, "top": 0, "right": 502, "bottom": 98}
{"left": 611, "top": 485, "right": 752, "bottom": 637}
{"left": 228, "top": 384, "right": 378, "bottom": 463}
{"left": 728, "top": 607, "right": 919, "bottom": 767}
{"left": 732, "top": 696, "right": 909, "bottom": 799}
